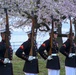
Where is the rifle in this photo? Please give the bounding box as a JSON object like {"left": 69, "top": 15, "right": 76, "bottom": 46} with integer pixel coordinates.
{"left": 29, "top": 11, "right": 36, "bottom": 56}
{"left": 69, "top": 16, "right": 73, "bottom": 53}
{"left": 4, "top": 8, "right": 14, "bottom": 75}
{"left": 48, "top": 15, "right": 54, "bottom": 55}
{"left": 4, "top": 8, "right": 10, "bottom": 58}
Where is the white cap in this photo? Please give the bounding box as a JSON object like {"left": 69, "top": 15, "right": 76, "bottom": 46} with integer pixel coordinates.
{"left": 26, "top": 31, "right": 32, "bottom": 34}
{"left": 49, "top": 29, "right": 58, "bottom": 34}
{"left": 0, "top": 25, "right": 6, "bottom": 33}
{"left": 0, "top": 29, "right": 6, "bottom": 34}
{"left": 26, "top": 30, "right": 37, "bottom": 35}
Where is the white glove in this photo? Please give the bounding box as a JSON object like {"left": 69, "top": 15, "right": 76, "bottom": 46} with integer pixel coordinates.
{"left": 4, "top": 58, "right": 10, "bottom": 64}
{"left": 68, "top": 53, "right": 73, "bottom": 58}
{"left": 28, "top": 56, "right": 33, "bottom": 61}
{"left": 47, "top": 55, "right": 52, "bottom": 60}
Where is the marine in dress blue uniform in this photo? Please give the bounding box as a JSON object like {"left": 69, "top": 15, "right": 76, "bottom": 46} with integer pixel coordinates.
{"left": 15, "top": 31, "right": 39, "bottom": 75}
{"left": 0, "top": 31, "right": 13, "bottom": 75}
{"left": 38, "top": 31, "right": 60, "bottom": 75}
{"left": 60, "top": 33, "right": 76, "bottom": 75}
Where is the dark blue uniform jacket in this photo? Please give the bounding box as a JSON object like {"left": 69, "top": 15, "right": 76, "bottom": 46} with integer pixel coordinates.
{"left": 15, "top": 39, "right": 39, "bottom": 73}
{"left": 0, "top": 40, "right": 13, "bottom": 75}
{"left": 60, "top": 39, "right": 76, "bottom": 67}
{"left": 38, "top": 39, "right": 60, "bottom": 70}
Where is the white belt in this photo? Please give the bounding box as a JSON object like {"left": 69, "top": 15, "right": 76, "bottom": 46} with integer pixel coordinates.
{"left": 33, "top": 56, "right": 38, "bottom": 59}
{"left": 70, "top": 53, "right": 76, "bottom": 56}
{"left": 8, "top": 60, "right": 12, "bottom": 63}
{"left": 51, "top": 54, "right": 58, "bottom": 56}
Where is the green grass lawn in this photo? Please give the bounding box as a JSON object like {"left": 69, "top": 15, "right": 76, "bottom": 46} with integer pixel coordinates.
{"left": 13, "top": 53, "right": 65, "bottom": 75}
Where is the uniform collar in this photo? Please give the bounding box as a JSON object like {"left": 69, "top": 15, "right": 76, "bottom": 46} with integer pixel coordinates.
{"left": 49, "top": 38, "right": 56, "bottom": 40}
{"left": 1, "top": 40, "right": 6, "bottom": 43}
{"left": 28, "top": 38, "right": 31, "bottom": 41}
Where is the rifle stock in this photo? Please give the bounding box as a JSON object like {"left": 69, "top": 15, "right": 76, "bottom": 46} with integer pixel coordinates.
{"left": 4, "top": 8, "right": 10, "bottom": 58}
{"left": 69, "top": 16, "right": 73, "bottom": 53}
{"left": 48, "top": 16, "right": 54, "bottom": 55}
{"left": 29, "top": 11, "right": 35, "bottom": 56}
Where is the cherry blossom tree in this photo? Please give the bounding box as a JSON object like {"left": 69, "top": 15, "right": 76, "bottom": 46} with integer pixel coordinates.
{"left": 0, "top": 0, "right": 76, "bottom": 31}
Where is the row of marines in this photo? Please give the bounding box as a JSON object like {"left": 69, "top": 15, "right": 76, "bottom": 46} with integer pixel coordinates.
{"left": 0, "top": 30, "right": 76, "bottom": 75}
